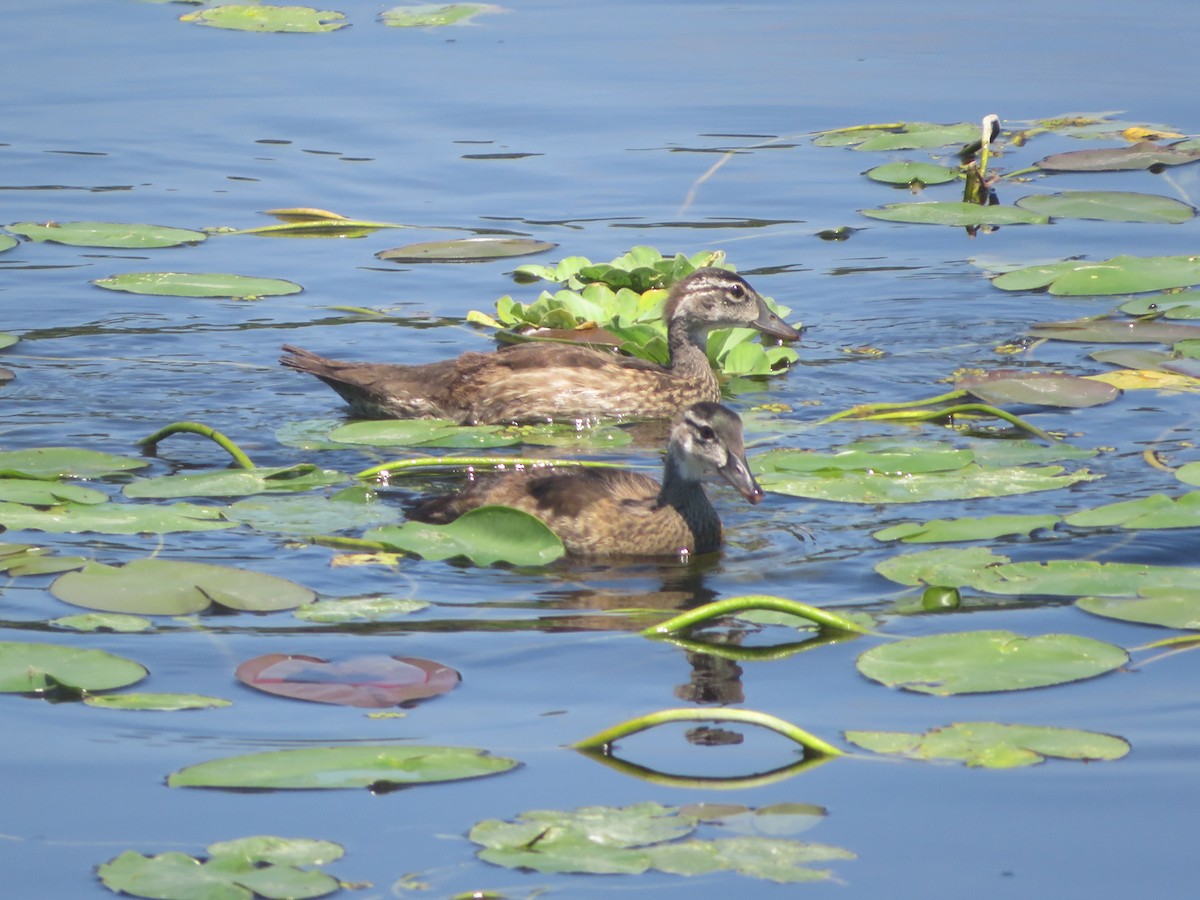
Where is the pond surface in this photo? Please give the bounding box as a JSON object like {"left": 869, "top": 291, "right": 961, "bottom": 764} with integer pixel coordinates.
{"left": 4, "top": 0, "right": 1200, "bottom": 897}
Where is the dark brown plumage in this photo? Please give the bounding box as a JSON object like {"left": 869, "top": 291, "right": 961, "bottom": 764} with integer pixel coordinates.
{"left": 280, "top": 267, "right": 799, "bottom": 425}
{"left": 407, "top": 402, "right": 763, "bottom": 558}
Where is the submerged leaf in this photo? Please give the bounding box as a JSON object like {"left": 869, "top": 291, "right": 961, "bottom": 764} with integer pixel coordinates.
{"left": 874, "top": 513, "right": 1059, "bottom": 543}
{"left": 957, "top": 370, "right": 1119, "bottom": 408}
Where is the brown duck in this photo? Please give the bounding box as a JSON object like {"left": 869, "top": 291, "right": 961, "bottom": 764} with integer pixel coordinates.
{"left": 280, "top": 267, "right": 799, "bottom": 425}
{"left": 407, "top": 402, "right": 763, "bottom": 557}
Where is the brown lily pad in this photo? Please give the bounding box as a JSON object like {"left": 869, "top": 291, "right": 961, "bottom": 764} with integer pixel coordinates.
{"left": 235, "top": 653, "right": 460, "bottom": 708}
{"left": 957, "top": 370, "right": 1119, "bottom": 408}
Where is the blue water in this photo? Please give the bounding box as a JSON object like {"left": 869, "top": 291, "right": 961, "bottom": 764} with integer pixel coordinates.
{"left": 3, "top": 0, "right": 1200, "bottom": 896}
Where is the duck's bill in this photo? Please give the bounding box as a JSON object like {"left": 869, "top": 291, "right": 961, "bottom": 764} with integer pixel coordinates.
{"left": 721, "top": 456, "right": 765, "bottom": 505}
{"left": 751, "top": 299, "right": 802, "bottom": 342}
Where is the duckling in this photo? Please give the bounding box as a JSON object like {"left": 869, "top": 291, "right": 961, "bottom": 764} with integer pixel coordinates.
{"left": 407, "top": 401, "right": 763, "bottom": 557}
{"left": 280, "top": 267, "right": 799, "bottom": 425}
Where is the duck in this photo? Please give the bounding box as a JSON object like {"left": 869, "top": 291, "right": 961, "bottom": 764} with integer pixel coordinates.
{"left": 280, "top": 267, "right": 799, "bottom": 425}
{"left": 406, "top": 401, "right": 763, "bottom": 557}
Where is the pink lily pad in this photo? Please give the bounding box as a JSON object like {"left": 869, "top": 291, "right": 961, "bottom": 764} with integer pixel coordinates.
{"left": 236, "top": 653, "right": 460, "bottom": 708}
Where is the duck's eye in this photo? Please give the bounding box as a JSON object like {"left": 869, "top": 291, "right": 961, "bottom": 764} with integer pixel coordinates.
{"left": 728, "top": 283, "right": 745, "bottom": 299}
{"left": 698, "top": 425, "right": 716, "bottom": 442}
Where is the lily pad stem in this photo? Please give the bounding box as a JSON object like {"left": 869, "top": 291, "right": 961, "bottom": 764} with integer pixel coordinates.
{"left": 572, "top": 707, "right": 843, "bottom": 757}
{"left": 643, "top": 595, "right": 874, "bottom": 637}
{"left": 138, "top": 422, "right": 255, "bottom": 469}
{"left": 817, "top": 389, "right": 967, "bottom": 424}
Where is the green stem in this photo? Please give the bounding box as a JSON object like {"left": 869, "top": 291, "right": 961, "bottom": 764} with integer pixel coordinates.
{"left": 355, "top": 456, "right": 620, "bottom": 481}
{"left": 862, "top": 402, "right": 1056, "bottom": 442}
{"left": 137, "top": 421, "right": 255, "bottom": 469}
{"left": 572, "top": 707, "right": 843, "bottom": 757}
{"left": 643, "top": 595, "right": 875, "bottom": 637}
{"left": 817, "top": 389, "right": 967, "bottom": 424}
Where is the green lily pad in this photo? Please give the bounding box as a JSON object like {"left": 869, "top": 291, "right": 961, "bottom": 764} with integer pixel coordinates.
{"left": 98, "top": 837, "right": 343, "bottom": 900}
{"left": 180, "top": 4, "right": 347, "bottom": 31}
{"left": 1065, "top": 492, "right": 1200, "bottom": 529}
{"left": 1014, "top": 191, "right": 1194, "bottom": 223}
{"left": 1120, "top": 290, "right": 1200, "bottom": 319}
{"left": 51, "top": 558, "right": 314, "bottom": 614}
{"left": 328, "top": 419, "right": 515, "bottom": 448}
{"left": 0, "top": 477, "right": 107, "bottom": 505}
{"left": 1030, "top": 317, "right": 1200, "bottom": 344}
{"left": 855, "top": 630, "right": 1127, "bottom": 695}
{"left": 0, "top": 641, "right": 147, "bottom": 694}
{"left": 168, "top": 744, "right": 518, "bottom": 790}
{"left": 0, "top": 500, "right": 232, "bottom": 534}
{"left": 874, "top": 513, "right": 1060, "bottom": 543}
{"left": 381, "top": 3, "right": 500, "bottom": 27}
{"left": 956, "top": 370, "right": 1119, "bottom": 408}
{"left": 50, "top": 613, "right": 153, "bottom": 633}
{"left": 365, "top": 505, "right": 566, "bottom": 566}
{"left": 845, "top": 722, "right": 1130, "bottom": 767}
{"left": 0, "top": 547, "right": 89, "bottom": 577}
{"left": 84, "top": 693, "right": 232, "bottom": 711}
{"left": 223, "top": 494, "right": 400, "bottom": 535}
{"left": 0, "top": 235, "right": 17, "bottom": 253}
{"left": 814, "top": 121, "right": 979, "bottom": 151}
{"left": 1177, "top": 462, "right": 1200, "bottom": 486}
{"left": 376, "top": 237, "right": 556, "bottom": 263}
{"left": 93, "top": 272, "right": 303, "bottom": 299}
{"left": 1036, "top": 140, "right": 1200, "bottom": 172}
{"left": 862, "top": 161, "right": 960, "bottom": 186}
{"left": 0, "top": 331, "right": 18, "bottom": 348}
{"left": 5, "top": 221, "right": 207, "bottom": 248}
{"left": 123, "top": 465, "right": 346, "bottom": 499}
{"left": 860, "top": 202, "right": 1048, "bottom": 226}
{"left": 0, "top": 447, "right": 148, "bottom": 480}
{"left": 294, "top": 596, "right": 429, "bottom": 623}
{"left": 756, "top": 446, "right": 974, "bottom": 476}
{"left": 994, "top": 255, "right": 1200, "bottom": 296}
{"left": 1077, "top": 588, "right": 1200, "bottom": 629}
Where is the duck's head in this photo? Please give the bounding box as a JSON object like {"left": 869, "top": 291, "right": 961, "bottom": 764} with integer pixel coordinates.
{"left": 664, "top": 267, "right": 801, "bottom": 345}
{"left": 668, "top": 401, "right": 763, "bottom": 504}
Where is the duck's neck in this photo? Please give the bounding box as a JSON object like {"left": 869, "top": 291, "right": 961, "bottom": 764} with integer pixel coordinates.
{"left": 666, "top": 321, "right": 717, "bottom": 382}
{"left": 656, "top": 460, "right": 721, "bottom": 552}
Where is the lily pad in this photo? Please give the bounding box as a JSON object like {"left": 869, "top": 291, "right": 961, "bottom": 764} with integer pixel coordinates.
{"left": 180, "top": 4, "right": 347, "bottom": 32}
{"left": 1014, "top": 191, "right": 1194, "bottom": 224}
{"left": 98, "top": 837, "right": 343, "bottom": 900}
{"left": 1030, "top": 317, "right": 1200, "bottom": 344}
{"left": 0, "top": 235, "right": 17, "bottom": 253}
{"left": 168, "top": 744, "right": 518, "bottom": 790}
{"left": 860, "top": 201, "right": 1048, "bottom": 227}
{"left": 50, "top": 613, "right": 153, "bottom": 633}
{"left": 994, "top": 255, "right": 1200, "bottom": 296}
{"left": 1065, "top": 492, "right": 1200, "bottom": 530}
{"left": 5, "top": 221, "right": 207, "bottom": 248}
{"left": 855, "top": 630, "right": 1127, "bottom": 695}
{"left": 223, "top": 494, "right": 400, "bottom": 535}
{"left": 381, "top": 3, "right": 500, "bottom": 27}
{"left": 845, "top": 722, "right": 1129, "bottom": 768}
{"left": 874, "top": 513, "right": 1059, "bottom": 543}
{"left": 0, "top": 447, "right": 148, "bottom": 480}
{"left": 814, "top": 121, "right": 979, "bottom": 151}
{"left": 51, "top": 558, "right": 314, "bottom": 614}
{"left": 293, "top": 596, "right": 429, "bottom": 623}
{"left": 84, "top": 693, "right": 232, "bottom": 711}
{"left": 1077, "top": 588, "right": 1200, "bottom": 629}
{"left": 0, "top": 477, "right": 107, "bottom": 505}
{"left": 0, "top": 500, "right": 232, "bottom": 534}
{"left": 1119, "top": 290, "right": 1200, "bottom": 319}
{"left": 862, "top": 161, "right": 959, "bottom": 186}
{"left": 376, "top": 238, "right": 556, "bottom": 263}
{"left": 235, "top": 653, "right": 459, "bottom": 707}
{"left": 956, "top": 370, "right": 1119, "bottom": 408}
{"left": 94, "top": 272, "right": 303, "bottom": 299}
{"left": 1035, "top": 140, "right": 1200, "bottom": 172}
{"left": 328, "top": 419, "right": 514, "bottom": 448}
{"left": 123, "top": 465, "right": 345, "bottom": 499}
{"left": 0, "top": 641, "right": 147, "bottom": 694}
{"left": 366, "top": 505, "right": 566, "bottom": 566}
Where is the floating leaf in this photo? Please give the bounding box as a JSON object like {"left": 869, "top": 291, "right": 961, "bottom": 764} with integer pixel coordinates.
{"left": 5, "top": 221, "right": 206, "bottom": 248}
{"left": 1030, "top": 317, "right": 1200, "bottom": 343}
{"left": 1036, "top": 140, "right": 1200, "bottom": 172}
{"left": 123, "top": 465, "right": 346, "bottom": 499}
{"left": 181, "top": 4, "right": 347, "bottom": 32}
{"left": 224, "top": 495, "right": 400, "bottom": 535}
{"left": 236, "top": 653, "right": 459, "bottom": 707}
{"left": 51, "top": 559, "right": 314, "bottom": 615}
{"left": 861, "top": 201, "right": 1047, "bottom": 227}
{"left": 0, "top": 235, "right": 17, "bottom": 254}
{"left": 366, "top": 506, "right": 566, "bottom": 566}
{"left": 381, "top": 3, "right": 500, "bottom": 27}
{"left": 376, "top": 238, "right": 556, "bottom": 263}
{"left": 862, "top": 161, "right": 959, "bottom": 186}
{"left": 1177, "top": 463, "right": 1200, "bottom": 486}
{"left": 94, "top": 272, "right": 302, "bottom": 299}
{"left": 994, "top": 255, "right": 1200, "bottom": 296}
{"left": 956, "top": 370, "right": 1119, "bottom": 408}
{"left": 1065, "top": 492, "right": 1200, "bottom": 530}
{"left": 0, "top": 447, "right": 148, "bottom": 480}
{"left": 293, "top": 596, "right": 429, "bottom": 623}
{"left": 0, "top": 477, "right": 107, "bottom": 505}
{"left": 84, "top": 693, "right": 232, "bottom": 711}
{"left": 328, "top": 419, "right": 515, "bottom": 448}
{"left": 0, "top": 501, "right": 231, "bottom": 534}
{"left": 856, "top": 630, "right": 1127, "bottom": 695}
{"left": 168, "top": 744, "right": 518, "bottom": 790}
{"left": 1014, "top": 191, "right": 1194, "bottom": 224}
{"left": 874, "top": 513, "right": 1059, "bottom": 543}
{"left": 815, "top": 121, "right": 978, "bottom": 151}
{"left": 50, "top": 613, "right": 153, "bottom": 633}
{"left": 0, "top": 641, "right": 146, "bottom": 694}
{"left": 1120, "top": 290, "right": 1200, "bottom": 319}
{"left": 1078, "top": 588, "right": 1200, "bottom": 629}
{"left": 845, "top": 722, "right": 1129, "bottom": 768}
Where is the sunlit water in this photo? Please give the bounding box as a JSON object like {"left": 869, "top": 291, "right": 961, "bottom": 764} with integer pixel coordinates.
{"left": 3, "top": 0, "right": 1200, "bottom": 896}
